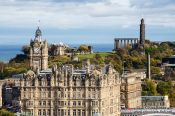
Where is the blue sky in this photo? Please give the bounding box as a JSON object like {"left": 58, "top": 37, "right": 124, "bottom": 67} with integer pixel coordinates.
{"left": 0, "top": 0, "right": 175, "bottom": 45}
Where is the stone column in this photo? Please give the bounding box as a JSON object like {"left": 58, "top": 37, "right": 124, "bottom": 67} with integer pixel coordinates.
{"left": 127, "top": 40, "right": 130, "bottom": 47}
{"left": 114, "top": 40, "right": 116, "bottom": 50}
{"left": 124, "top": 40, "right": 127, "bottom": 48}
{"left": 115, "top": 40, "right": 120, "bottom": 50}
{"left": 117, "top": 40, "right": 120, "bottom": 49}
{"left": 131, "top": 40, "right": 133, "bottom": 48}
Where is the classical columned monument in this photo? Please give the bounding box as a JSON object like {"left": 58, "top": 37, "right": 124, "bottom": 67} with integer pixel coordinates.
{"left": 114, "top": 38, "right": 139, "bottom": 49}
{"left": 114, "top": 18, "right": 146, "bottom": 50}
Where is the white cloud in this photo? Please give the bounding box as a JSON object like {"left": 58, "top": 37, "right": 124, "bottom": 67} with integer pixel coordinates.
{"left": 0, "top": 0, "right": 175, "bottom": 29}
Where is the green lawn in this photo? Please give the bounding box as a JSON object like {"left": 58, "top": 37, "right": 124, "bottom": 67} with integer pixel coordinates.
{"left": 77, "top": 52, "right": 113, "bottom": 60}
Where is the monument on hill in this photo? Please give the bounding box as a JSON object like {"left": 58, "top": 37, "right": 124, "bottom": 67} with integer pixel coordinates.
{"left": 114, "top": 18, "right": 146, "bottom": 50}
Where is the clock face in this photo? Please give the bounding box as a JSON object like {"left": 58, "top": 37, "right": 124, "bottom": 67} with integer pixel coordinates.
{"left": 34, "top": 47, "right": 40, "bottom": 54}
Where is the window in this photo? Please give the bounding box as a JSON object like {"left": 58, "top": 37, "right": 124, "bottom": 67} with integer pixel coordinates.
{"left": 58, "top": 109, "right": 60, "bottom": 116}
{"left": 92, "top": 101, "right": 95, "bottom": 106}
{"left": 29, "top": 101, "right": 33, "bottom": 106}
{"left": 73, "top": 93, "right": 76, "bottom": 98}
{"left": 110, "top": 99, "right": 113, "bottom": 105}
{"left": 73, "top": 110, "right": 76, "bottom": 116}
{"left": 43, "top": 109, "right": 46, "bottom": 115}
{"left": 61, "top": 109, "right": 64, "bottom": 116}
{"left": 43, "top": 93, "right": 46, "bottom": 98}
{"left": 68, "top": 110, "right": 70, "bottom": 116}
{"left": 92, "top": 110, "right": 95, "bottom": 115}
{"left": 96, "top": 101, "right": 98, "bottom": 106}
{"left": 65, "top": 110, "right": 67, "bottom": 115}
{"left": 78, "top": 110, "right": 81, "bottom": 116}
{"left": 88, "top": 94, "right": 91, "bottom": 98}
{"left": 48, "top": 101, "right": 51, "bottom": 106}
{"left": 47, "top": 109, "right": 50, "bottom": 115}
{"left": 82, "top": 110, "right": 85, "bottom": 116}
{"left": 43, "top": 101, "right": 46, "bottom": 106}
{"left": 30, "top": 109, "right": 33, "bottom": 115}
{"left": 48, "top": 92, "right": 51, "bottom": 97}
{"left": 102, "top": 101, "right": 104, "bottom": 106}
{"left": 82, "top": 101, "right": 85, "bottom": 106}
{"left": 110, "top": 107, "right": 113, "bottom": 114}
{"left": 38, "top": 109, "right": 41, "bottom": 115}
{"left": 39, "top": 101, "right": 42, "bottom": 106}
{"left": 61, "top": 101, "right": 64, "bottom": 106}
{"left": 73, "top": 101, "right": 76, "bottom": 106}
{"left": 78, "top": 101, "right": 81, "bottom": 106}
{"left": 92, "top": 93, "right": 96, "bottom": 98}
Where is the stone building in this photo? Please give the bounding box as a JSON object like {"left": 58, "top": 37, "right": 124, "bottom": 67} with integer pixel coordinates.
{"left": 54, "top": 43, "right": 66, "bottom": 56}
{"left": 50, "top": 42, "right": 68, "bottom": 56}
{"left": 20, "top": 64, "right": 121, "bottom": 116}
{"left": 142, "top": 96, "right": 170, "bottom": 108}
{"left": 20, "top": 27, "right": 121, "bottom": 116}
{"left": 0, "top": 80, "right": 4, "bottom": 107}
{"left": 121, "top": 72, "right": 142, "bottom": 109}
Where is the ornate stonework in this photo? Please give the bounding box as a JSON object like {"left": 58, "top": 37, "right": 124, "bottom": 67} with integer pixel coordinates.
{"left": 20, "top": 64, "right": 121, "bottom": 116}
{"left": 29, "top": 27, "right": 48, "bottom": 72}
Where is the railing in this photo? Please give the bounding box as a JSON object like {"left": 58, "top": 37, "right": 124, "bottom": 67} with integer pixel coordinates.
{"left": 121, "top": 108, "right": 175, "bottom": 115}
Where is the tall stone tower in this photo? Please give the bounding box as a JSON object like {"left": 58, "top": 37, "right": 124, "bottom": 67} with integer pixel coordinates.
{"left": 29, "top": 27, "right": 48, "bottom": 72}
{"left": 140, "top": 18, "right": 145, "bottom": 45}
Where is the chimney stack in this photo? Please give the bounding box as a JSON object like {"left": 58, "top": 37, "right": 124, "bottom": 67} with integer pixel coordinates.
{"left": 147, "top": 53, "right": 151, "bottom": 80}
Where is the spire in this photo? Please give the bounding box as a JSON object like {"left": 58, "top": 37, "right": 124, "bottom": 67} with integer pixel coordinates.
{"left": 35, "top": 20, "right": 42, "bottom": 41}
{"left": 35, "top": 27, "right": 42, "bottom": 38}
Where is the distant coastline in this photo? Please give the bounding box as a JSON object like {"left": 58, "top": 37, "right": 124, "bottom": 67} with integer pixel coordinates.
{"left": 0, "top": 43, "right": 114, "bottom": 62}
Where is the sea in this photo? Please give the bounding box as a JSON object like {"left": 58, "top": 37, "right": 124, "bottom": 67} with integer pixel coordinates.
{"left": 0, "top": 44, "right": 114, "bottom": 62}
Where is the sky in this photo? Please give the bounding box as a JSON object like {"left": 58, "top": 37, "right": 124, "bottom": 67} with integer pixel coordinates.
{"left": 0, "top": 0, "right": 175, "bottom": 45}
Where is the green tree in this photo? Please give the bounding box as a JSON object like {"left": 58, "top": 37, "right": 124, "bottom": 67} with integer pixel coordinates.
{"left": 157, "top": 81, "right": 172, "bottom": 96}
{"left": 78, "top": 45, "right": 90, "bottom": 53}
{"left": 0, "top": 109, "right": 15, "bottom": 116}
{"left": 151, "top": 66, "right": 161, "bottom": 75}
{"left": 22, "top": 45, "right": 30, "bottom": 55}
{"left": 142, "top": 79, "right": 157, "bottom": 96}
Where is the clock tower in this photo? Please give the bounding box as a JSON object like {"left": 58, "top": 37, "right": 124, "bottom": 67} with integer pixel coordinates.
{"left": 29, "top": 27, "right": 48, "bottom": 72}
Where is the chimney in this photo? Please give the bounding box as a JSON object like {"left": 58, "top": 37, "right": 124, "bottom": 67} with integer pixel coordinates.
{"left": 147, "top": 53, "right": 151, "bottom": 80}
